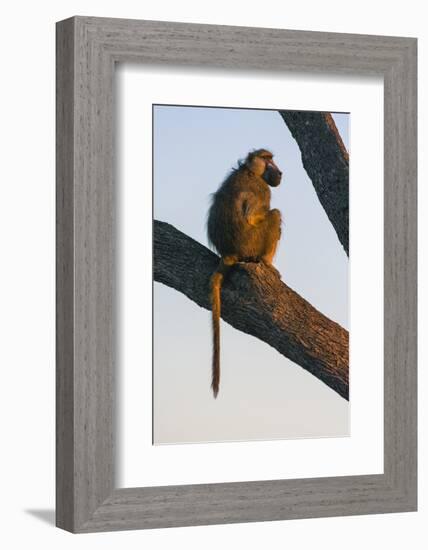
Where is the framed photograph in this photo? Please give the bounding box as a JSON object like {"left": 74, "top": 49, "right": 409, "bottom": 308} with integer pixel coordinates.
{"left": 56, "top": 16, "right": 417, "bottom": 533}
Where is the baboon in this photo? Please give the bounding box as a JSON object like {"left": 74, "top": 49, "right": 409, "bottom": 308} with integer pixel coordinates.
{"left": 207, "top": 149, "right": 282, "bottom": 398}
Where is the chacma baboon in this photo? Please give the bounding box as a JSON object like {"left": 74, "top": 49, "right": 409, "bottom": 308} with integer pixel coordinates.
{"left": 207, "top": 149, "right": 282, "bottom": 398}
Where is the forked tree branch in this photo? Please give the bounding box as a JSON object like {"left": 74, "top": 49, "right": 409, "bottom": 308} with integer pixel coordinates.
{"left": 279, "top": 111, "right": 349, "bottom": 255}
{"left": 154, "top": 220, "right": 349, "bottom": 400}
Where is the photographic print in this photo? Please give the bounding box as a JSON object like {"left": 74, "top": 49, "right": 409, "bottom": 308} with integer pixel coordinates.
{"left": 153, "top": 104, "right": 349, "bottom": 445}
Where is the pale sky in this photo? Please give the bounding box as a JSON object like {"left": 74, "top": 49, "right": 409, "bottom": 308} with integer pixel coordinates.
{"left": 153, "top": 105, "right": 349, "bottom": 445}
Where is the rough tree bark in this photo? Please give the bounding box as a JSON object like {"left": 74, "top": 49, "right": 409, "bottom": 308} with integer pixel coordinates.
{"left": 154, "top": 220, "right": 349, "bottom": 400}
{"left": 279, "top": 111, "right": 349, "bottom": 255}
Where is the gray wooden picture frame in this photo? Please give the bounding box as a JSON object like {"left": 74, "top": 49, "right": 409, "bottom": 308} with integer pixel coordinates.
{"left": 56, "top": 16, "right": 417, "bottom": 533}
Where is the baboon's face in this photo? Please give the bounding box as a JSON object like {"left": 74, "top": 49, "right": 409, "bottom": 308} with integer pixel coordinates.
{"left": 260, "top": 153, "right": 282, "bottom": 187}
{"left": 263, "top": 160, "right": 282, "bottom": 187}
{"left": 247, "top": 150, "right": 282, "bottom": 187}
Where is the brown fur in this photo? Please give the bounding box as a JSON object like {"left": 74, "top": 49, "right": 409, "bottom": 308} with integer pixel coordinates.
{"left": 207, "top": 150, "right": 282, "bottom": 398}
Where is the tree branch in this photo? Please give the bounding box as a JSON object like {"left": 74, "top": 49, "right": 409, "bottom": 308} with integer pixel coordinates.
{"left": 279, "top": 111, "right": 349, "bottom": 255}
{"left": 154, "top": 220, "right": 349, "bottom": 400}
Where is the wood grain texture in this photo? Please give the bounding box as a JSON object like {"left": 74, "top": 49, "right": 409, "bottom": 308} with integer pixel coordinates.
{"left": 56, "top": 16, "right": 417, "bottom": 533}
{"left": 56, "top": 18, "right": 75, "bottom": 532}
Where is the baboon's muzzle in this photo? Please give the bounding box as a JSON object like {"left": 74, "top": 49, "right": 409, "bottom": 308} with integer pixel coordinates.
{"left": 263, "top": 164, "right": 282, "bottom": 187}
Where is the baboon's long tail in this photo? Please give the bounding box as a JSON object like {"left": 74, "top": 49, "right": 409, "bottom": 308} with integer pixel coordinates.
{"left": 211, "top": 257, "right": 236, "bottom": 398}
{"left": 210, "top": 269, "right": 223, "bottom": 398}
